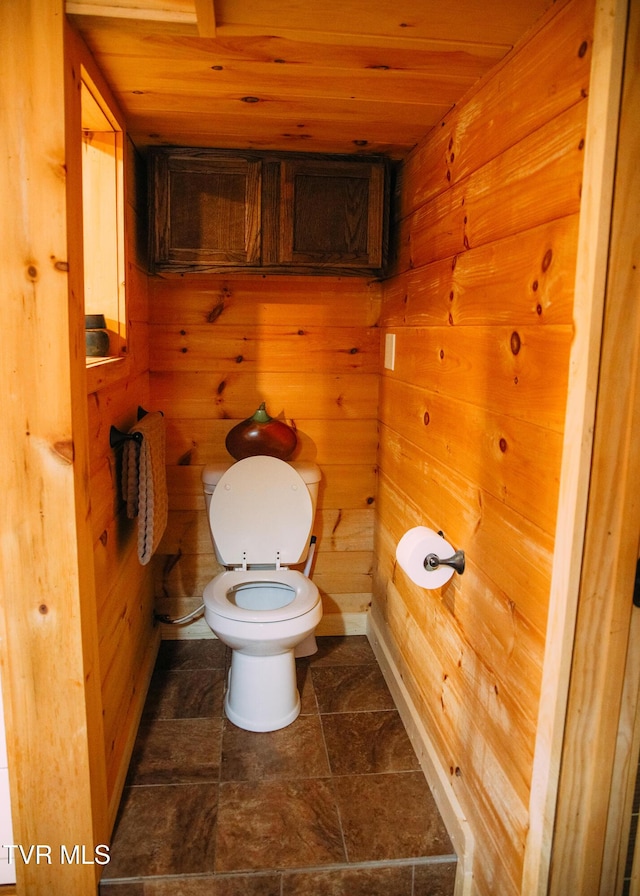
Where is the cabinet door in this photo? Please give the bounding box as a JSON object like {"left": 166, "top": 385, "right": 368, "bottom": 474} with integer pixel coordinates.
{"left": 278, "top": 159, "right": 385, "bottom": 270}
{"left": 150, "top": 150, "right": 262, "bottom": 270}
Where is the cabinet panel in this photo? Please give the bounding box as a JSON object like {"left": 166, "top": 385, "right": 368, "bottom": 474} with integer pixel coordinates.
{"left": 150, "top": 150, "right": 262, "bottom": 270}
{"left": 279, "top": 159, "right": 385, "bottom": 269}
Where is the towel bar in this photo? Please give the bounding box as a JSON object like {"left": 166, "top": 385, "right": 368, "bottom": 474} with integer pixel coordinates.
{"left": 109, "top": 406, "right": 162, "bottom": 449}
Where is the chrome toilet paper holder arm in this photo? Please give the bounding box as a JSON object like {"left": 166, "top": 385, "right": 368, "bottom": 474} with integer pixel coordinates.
{"left": 424, "top": 550, "right": 465, "bottom": 575}
{"left": 423, "top": 532, "right": 465, "bottom": 575}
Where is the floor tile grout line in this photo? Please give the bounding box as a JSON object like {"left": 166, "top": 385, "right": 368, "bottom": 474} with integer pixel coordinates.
{"left": 101, "top": 853, "right": 459, "bottom": 887}
{"left": 316, "top": 692, "right": 351, "bottom": 865}
{"left": 125, "top": 765, "right": 428, "bottom": 791}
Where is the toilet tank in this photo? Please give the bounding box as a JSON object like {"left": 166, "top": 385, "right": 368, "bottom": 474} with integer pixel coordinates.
{"left": 201, "top": 460, "right": 321, "bottom": 563}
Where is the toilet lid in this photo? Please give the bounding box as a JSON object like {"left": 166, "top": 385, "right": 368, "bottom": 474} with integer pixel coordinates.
{"left": 209, "top": 455, "right": 313, "bottom": 566}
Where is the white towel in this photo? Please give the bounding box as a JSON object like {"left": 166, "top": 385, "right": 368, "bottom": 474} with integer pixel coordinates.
{"left": 121, "top": 412, "right": 168, "bottom": 565}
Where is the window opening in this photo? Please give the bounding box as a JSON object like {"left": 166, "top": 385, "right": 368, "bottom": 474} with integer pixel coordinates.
{"left": 80, "top": 70, "right": 126, "bottom": 364}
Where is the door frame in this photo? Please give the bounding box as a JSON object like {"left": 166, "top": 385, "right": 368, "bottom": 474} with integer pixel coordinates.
{"left": 533, "top": 0, "right": 640, "bottom": 890}
{"left": 522, "top": 0, "right": 639, "bottom": 891}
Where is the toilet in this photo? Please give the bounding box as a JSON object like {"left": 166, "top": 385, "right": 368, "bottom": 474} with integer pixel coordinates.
{"left": 202, "top": 455, "right": 322, "bottom": 732}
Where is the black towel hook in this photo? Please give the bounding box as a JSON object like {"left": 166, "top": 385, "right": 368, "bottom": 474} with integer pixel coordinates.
{"left": 109, "top": 406, "right": 161, "bottom": 449}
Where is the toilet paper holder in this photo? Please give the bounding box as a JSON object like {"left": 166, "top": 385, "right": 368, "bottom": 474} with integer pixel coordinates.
{"left": 423, "top": 532, "right": 465, "bottom": 575}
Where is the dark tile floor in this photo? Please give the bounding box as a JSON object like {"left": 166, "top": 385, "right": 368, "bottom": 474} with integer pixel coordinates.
{"left": 100, "top": 636, "right": 457, "bottom": 896}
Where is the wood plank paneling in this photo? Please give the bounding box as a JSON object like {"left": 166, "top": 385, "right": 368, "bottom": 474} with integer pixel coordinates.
{"left": 150, "top": 371, "right": 379, "bottom": 420}
{"left": 397, "top": 0, "right": 593, "bottom": 218}
{"left": 383, "top": 216, "right": 579, "bottom": 329}
{"left": 374, "top": 1, "right": 593, "bottom": 893}
{"left": 380, "top": 376, "right": 564, "bottom": 535}
{"left": 149, "top": 275, "right": 382, "bottom": 326}
{"left": 150, "top": 275, "right": 378, "bottom": 634}
{"left": 149, "top": 324, "right": 380, "bottom": 373}
{"left": 396, "top": 103, "right": 586, "bottom": 272}
{"left": 376, "top": 427, "right": 554, "bottom": 638}
{"left": 383, "top": 325, "right": 572, "bottom": 433}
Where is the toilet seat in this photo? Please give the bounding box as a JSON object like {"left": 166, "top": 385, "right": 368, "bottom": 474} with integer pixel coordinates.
{"left": 205, "top": 568, "right": 319, "bottom": 624}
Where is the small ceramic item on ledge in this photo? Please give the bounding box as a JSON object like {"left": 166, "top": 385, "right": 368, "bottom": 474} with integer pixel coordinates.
{"left": 85, "top": 313, "right": 110, "bottom": 357}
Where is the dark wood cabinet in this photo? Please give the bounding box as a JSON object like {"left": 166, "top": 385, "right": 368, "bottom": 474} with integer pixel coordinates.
{"left": 278, "top": 158, "right": 385, "bottom": 270}
{"left": 150, "top": 150, "right": 262, "bottom": 269}
{"left": 149, "top": 148, "right": 388, "bottom": 276}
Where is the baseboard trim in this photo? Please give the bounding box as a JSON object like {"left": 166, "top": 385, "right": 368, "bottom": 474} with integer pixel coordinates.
{"left": 367, "top": 614, "right": 474, "bottom": 896}
{"left": 106, "top": 626, "right": 161, "bottom": 831}
{"left": 316, "top": 611, "right": 368, "bottom": 636}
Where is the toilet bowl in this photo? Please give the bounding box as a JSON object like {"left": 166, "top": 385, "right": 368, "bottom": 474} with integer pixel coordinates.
{"left": 202, "top": 455, "right": 322, "bottom": 732}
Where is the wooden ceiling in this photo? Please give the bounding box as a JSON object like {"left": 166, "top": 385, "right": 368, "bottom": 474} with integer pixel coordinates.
{"left": 66, "top": 0, "right": 554, "bottom": 158}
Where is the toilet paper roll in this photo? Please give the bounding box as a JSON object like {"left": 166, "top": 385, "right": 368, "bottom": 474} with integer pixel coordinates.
{"left": 396, "top": 526, "right": 456, "bottom": 589}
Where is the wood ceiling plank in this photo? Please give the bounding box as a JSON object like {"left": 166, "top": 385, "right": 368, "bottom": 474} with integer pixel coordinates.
{"left": 127, "top": 109, "right": 437, "bottom": 154}
{"left": 214, "top": 0, "right": 553, "bottom": 46}
{"left": 124, "top": 92, "right": 449, "bottom": 126}
{"left": 72, "top": 18, "right": 507, "bottom": 69}
{"left": 68, "top": 0, "right": 552, "bottom": 47}
{"left": 100, "top": 61, "right": 478, "bottom": 107}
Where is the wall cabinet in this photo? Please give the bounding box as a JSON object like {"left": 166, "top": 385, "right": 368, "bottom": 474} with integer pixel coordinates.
{"left": 149, "top": 148, "right": 389, "bottom": 276}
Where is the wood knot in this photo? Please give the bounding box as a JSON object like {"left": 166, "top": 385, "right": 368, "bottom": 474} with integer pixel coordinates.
{"left": 52, "top": 440, "right": 74, "bottom": 464}
{"left": 207, "top": 302, "right": 225, "bottom": 323}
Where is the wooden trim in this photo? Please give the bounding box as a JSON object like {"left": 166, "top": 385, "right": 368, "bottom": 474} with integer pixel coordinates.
{"left": 550, "top": 0, "right": 640, "bottom": 890}
{"left": 106, "top": 630, "right": 160, "bottom": 828}
{"left": 194, "top": 0, "right": 216, "bottom": 37}
{"left": 599, "top": 8, "right": 640, "bottom": 888}
{"left": 521, "top": 0, "right": 629, "bottom": 892}
{"left": 65, "top": 1, "right": 197, "bottom": 25}
{"left": 602, "top": 611, "right": 640, "bottom": 893}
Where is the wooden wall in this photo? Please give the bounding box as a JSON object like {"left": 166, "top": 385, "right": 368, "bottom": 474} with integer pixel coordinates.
{"left": 372, "top": 1, "right": 594, "bottom": 893}
{"left": 0, "top": 4, "right": 122, "bottom": 892}
{"left": 67, "top": 25, "right": 160, "bottom": 827}
{"left": 148, "top": 274, "right": 381, "bottom": 637}
{"left": 85, "top": 158, "right": 157, "bottom": 822}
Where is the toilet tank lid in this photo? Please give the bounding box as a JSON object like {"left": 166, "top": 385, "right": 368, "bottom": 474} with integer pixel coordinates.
{"left": 202, "top": 463, "right": 232, "bottom": 489}
{"left": 290, "top": 462, "right": 321, "bottom": 485}
{"left": 202, "top": 460, "right": 320, "bottom": 489}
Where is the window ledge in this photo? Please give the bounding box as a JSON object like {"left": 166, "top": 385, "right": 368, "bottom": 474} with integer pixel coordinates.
{"left": 86, "top": 355, "right": 130, "bottom": 394}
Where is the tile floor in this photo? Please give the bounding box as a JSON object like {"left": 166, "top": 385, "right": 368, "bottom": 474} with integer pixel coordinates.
{"left": 100, "top": 636, "right": 457, "bottom": 896}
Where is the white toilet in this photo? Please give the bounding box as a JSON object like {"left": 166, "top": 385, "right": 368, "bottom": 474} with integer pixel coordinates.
{"left": 202, "top": 455, "right": 322, "bottom": 732}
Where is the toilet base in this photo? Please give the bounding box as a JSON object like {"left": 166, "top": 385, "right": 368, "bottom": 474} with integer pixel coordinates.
{"left": 294, "top": 633, "right": 318, "bottom": 658}
{"left": 225, "top": 649, "right": 301, "bottom": 732}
